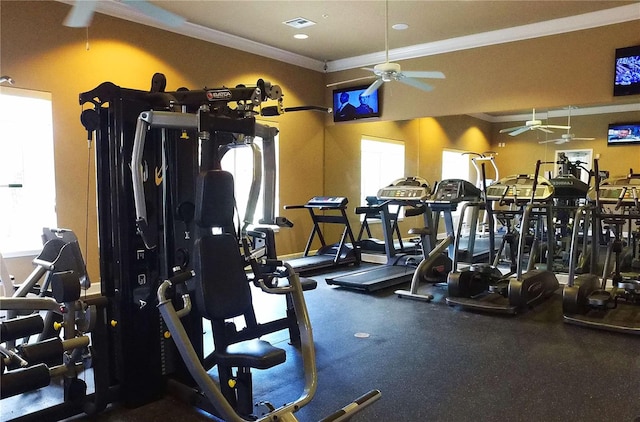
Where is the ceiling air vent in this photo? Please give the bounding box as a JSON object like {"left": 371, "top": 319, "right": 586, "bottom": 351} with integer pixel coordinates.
{"left": 283, "top": 17, "right": 316, "bottom": 29}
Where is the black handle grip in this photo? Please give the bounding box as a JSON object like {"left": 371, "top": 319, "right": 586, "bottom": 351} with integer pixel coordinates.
{"left": 169, "top": 270, "right": 194, "bottom": 285}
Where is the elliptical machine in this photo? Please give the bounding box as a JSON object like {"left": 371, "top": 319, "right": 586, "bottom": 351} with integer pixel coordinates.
{"left": 446, "top": 161, "right": 560, "bottom": 314}
{"left": 562, "top": 162, "right": 640, "bottom": 334}
{"left": 446, "top": 163, "right": 504, "bottom": 303}
{"left": 395, "top": 178, "right": 482, "bottom": 302}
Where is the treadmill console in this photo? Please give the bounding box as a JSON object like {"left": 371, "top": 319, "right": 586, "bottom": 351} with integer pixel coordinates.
{"left": 587, "top": 175, "right": 640, "bottom": 205}
{"left": 429, "top": 179, "right": 481, "bottom": 203}
{"left": 549, "top": 175, "right": 589, "bottom": 199}
{"left": 377, "top": 177, "right": 431, "bottom": 201}
{"left": 377, "top": 186, "right": 430, "bottom": 201}
{"left": 306, "top": 196, "right": 348, "bottom": 208}
{"left": 486, "top": 174, "right": 554, "bottom": 204}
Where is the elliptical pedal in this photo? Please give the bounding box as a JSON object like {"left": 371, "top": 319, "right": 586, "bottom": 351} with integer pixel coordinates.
{"left": 618, "top": 279, "right": 640, "bottom": 292}
{"left": 587, "top": 290, "right": 612, "bottom": 308}
{"left": 488, "top": 280, "right": 509, "bottom": 296}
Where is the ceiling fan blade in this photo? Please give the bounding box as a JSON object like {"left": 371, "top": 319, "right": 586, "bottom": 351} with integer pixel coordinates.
{"left": 538, "top": 139, "right": 559, "bottom": 144}
{"left": 401, "top": 71, "right": 446, "bottom": 79}
{"left": 536, "top": 127, "right": 555, "bottom": 134}
{"left": 122, "top": 0, "right": 186, "bottom": 27}
{"left": 362, "top": 67, "right": 377, "bottom": 72}
{"left": 573, "top": 137, "right": 596, "bottom": 141}
{"left": 63, "top": 0, "right": 98, "bottom": 27}
{"left": 543, "top": 125, "right": 571, "bottom": 130}
{"left": 326, "top": 75, "right": 375, "bottom": 88}
{"left": 499, "top": 125, "right": 526, "bottom": 134}
{"left": 362, "top": 79, "right": 384, "bottom": 97}
{"left": 507, "top": 126, "right": 532, "bottom": 136}
{"left": 397, "top": 76, "right": 433, "bottom": 92}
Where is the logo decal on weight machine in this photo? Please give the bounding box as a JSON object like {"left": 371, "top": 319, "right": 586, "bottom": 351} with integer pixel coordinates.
{"left": 206, "top": 89, "right": 232, "bottom": 100}
{"left": 155, "top": 166, "right": 164, "bottom": 186}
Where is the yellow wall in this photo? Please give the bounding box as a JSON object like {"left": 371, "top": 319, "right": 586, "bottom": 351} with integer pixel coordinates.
{"left": 1, "top": 1, "right": 325, "bottom": 279}
{"left": 325, "top": 21, "right": 640, "bottom": 120}
{"left": 1, "top": 1, "right": 639, "bottom": 280}
{"left": 322, "top": 114, "right": 492, "bottom": 241}
{"left": 493, "top": 110, "right": 640, "bottom": 177}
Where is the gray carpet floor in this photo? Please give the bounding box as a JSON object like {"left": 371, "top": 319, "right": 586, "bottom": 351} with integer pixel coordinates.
{"left": 3, "top": 263, "right": 640, "bottom": 421}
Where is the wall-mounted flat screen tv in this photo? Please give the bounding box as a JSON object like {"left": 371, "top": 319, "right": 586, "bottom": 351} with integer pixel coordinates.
{"left": 332, "top": 85, "right": 380, "bottom": 122}
{"left": 614, "top": 45, "right": 640, "bottom": 96}
{"left": 607, "top": 122, "right": 640, "bottom": 146}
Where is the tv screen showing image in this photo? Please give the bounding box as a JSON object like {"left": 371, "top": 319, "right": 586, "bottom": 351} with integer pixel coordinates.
{"left": 333, "top": 85, "right": 380, "bottom": 122}
{"left": 614, "top": 45, "right": 640, "bottom": 97}
{"left": 607, "top": 122, "right": 640, "bottom": 146}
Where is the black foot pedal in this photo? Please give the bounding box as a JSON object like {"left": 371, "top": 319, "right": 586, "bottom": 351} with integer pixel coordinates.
{"left": 618, "top": 280, "right": 640, "bottom": 292}
{"left": 587, "top": 290, "right": 612, "bottom": 307}
{"left": 489, "top": 282, "right": 508, "bottom": 296}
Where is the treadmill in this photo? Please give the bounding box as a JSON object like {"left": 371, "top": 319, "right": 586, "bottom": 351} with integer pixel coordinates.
{"left": 326, "top": 177, "right": 431, "bottom": 292}
{"left": 355, "top": 196, "right": 416, "bottom": 254}
{"left": 283, "top": 196, "right": 360, "bottom": 275}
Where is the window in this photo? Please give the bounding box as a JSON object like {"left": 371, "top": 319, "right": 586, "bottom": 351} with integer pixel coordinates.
{"left": 0, "top": 87, "right": 56, "bottom": 256}
{"left": 441, "top": 149, "right": 471, "bottom": 231}
{"left": 360, "top": 136, "right": 405, "bottom": 205}
{"left": 441, "top": 149, "right": 470, "bottom": 182}
{"left": 220, "top": 122, "right": 279, "bottom": 228}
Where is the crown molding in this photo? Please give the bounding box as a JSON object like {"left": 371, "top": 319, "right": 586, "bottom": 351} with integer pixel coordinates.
{"left": 56, "top": 0, "right": 327, "bottom": 72}
{"left": 56, "top": 1, "right": 639, "bottom": 74}
{"left": 326, "top": 4, "right": 640, "bottom": 72}
{"left": 469, "top": 103, "right": 640, "bottom": 123}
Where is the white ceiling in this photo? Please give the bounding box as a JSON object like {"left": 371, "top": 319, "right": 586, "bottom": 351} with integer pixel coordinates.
{"left": 58, "top": 1, "right": 640, "bottom": 72}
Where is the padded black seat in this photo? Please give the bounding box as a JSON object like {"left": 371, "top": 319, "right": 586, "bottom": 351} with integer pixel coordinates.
{"left": 300, "top": 277, "right": 318, "bottom": 290}
{"left": 217, "top": 339, "right": 286, "bottom": 369}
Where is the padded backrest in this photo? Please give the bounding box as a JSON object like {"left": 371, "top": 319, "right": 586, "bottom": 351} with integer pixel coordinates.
{"left": 193, "top": 169, "right": 253, "bottom": 321}
{"left": 194, "top": 233, "right": 253, "bottom": 321}
{"left": 195, "top": 170, "right": 235, "bottom": 230}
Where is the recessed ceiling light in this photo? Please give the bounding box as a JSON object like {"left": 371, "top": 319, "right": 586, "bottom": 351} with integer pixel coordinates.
{"left": 294, "top": 33, "right": 309, "bottom": 40}
{"left": 392, "top": 23, "right": 409, "bottom": 30}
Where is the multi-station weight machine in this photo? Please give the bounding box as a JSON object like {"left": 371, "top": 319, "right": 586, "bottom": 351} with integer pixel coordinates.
{"left": 0, "top": 75, "right": 380, "bottom": 421}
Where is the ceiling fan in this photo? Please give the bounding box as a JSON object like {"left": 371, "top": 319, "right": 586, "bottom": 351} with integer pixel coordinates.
{"left": 539, "top": 107, "right": 595, "bottom": 144}
{"left": 326, "top": 0, "right": 445, "bottom": 96}
{"left": 64, "top": 0, "right": 185, "bottom": 28}
{"left": 499, "top": 108, "right": 571, "bottom": 137}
